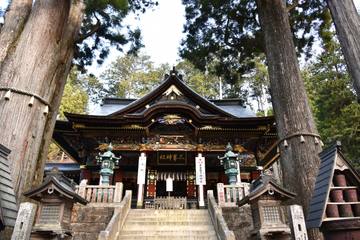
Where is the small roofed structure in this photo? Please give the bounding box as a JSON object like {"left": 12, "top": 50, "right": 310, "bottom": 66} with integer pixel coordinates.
{"left": 307, "top": 141, "right": 360, "bottom": 239}
{"left": 24, "top": 168, "right": 87, "bottom": 239}
{"left": 239, "top": 175, "right": 295, "bottom": 240}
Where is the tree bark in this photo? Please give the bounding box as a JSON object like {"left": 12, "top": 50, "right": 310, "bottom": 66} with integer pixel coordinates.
{"left": 0, "top": 0, "right": 33, "bottom": 66}
{"left": 256, "top": 0, "right": 323, "bottom": 239}
{"left": 0, "top": 0, "right": 85, "bottom": 201}
{"left": 326, "top": 0, "right": 360, "bottom": 102}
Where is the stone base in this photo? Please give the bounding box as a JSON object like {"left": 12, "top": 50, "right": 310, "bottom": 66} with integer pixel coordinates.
{"left": 222, "top": 205, "right": 254, "bottom": 240}
{"left": 70, "top": 204, "right": 115, "bottom": 240}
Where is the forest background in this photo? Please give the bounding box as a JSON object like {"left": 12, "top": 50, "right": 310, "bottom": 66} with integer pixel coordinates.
{"left": 38, "top": 0, "right": 360, "bottom": 168}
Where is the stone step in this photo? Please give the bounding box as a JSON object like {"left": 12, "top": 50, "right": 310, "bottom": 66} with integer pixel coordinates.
{"left": 127, "top": 210, "right": 209, "bottom": 216}
{"left": 126, "top": 217, "right": 211, "bottom": 222}
{"left": 118, "top": 209, "right": 218, "bottom": 240}
{"left": 123, "top": 224, "right": 215, "bottom": 231}
{"left": 118, "top": 234, "right": 218, "bottom": 240}
{"left": 125, "top": 220, "right": 212, "bottom": 225}
{"left": 119, "top": 229, "right": 216, "bottom": 235}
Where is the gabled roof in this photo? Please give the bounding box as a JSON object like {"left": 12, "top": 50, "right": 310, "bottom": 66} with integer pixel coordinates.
{"left": 24, "top": 168, "right": 87, "bottom": 205}
{"left": 306, "top": 141, "right": 360, "bottom": 229}
{"left": 107, "top": 70, "right": 236, "bottom": 118}
{"left": 238, "top": 175, "right": 295, "bottom": 206}
{"left": 0, "top": 144, "right": 17, "bottom": 229}
{"left": 65, "top": 69, "right": 266, "bottom": 123}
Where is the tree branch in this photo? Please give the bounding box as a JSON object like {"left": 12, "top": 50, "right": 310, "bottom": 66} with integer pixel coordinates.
{"left": 287, "top": 1, "right": 299, "bottom": 12}
{"left": 75, "top": 14, "right": 101, "bottom": 44}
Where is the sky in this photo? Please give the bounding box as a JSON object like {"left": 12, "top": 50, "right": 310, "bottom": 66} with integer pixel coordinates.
{"left": 1, "top": 0, "right": 360, "bottom": 71}
{"left": 134, "top": 0, "right": 360, "bottom": 66}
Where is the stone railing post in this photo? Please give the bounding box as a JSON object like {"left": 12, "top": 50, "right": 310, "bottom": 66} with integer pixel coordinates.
{"left": 11, "top": 202, "right": 37, "bottom": 240}
{"left": 113, "top": 182, "right": 123, "bottom": 203}
{"left": 217, "top": 183, "right": 225, "bottom": 206}
{"left": 207, "top": 190, "right": 235, "bottom": 240}
{"left": 77, "top": 179, "right": 88, "bottom": 198}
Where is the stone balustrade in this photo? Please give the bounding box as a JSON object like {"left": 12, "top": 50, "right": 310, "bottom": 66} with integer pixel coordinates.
{"left": 75, "top": 180, "right": 123, "bottom": 204}
{"left": 207, "top": 190, "right": 235, "bottom": 240}
{"left": 217, "top": 182, "right": 250, "bottom": 207}
{"left": 97, "top": 190, "right": 132, "bottom": 240}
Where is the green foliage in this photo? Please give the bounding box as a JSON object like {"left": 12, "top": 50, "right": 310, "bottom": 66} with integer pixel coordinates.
{"left": 243, "top": 55, "right": 270, "bottom": 115}
{"left": 100, "top": 54, "right": 228, "bottom": 100}
{"left": 180, "top": 0, "right": 327, "bottom": 83}
{"left": 176, "top": 60, "right": 221, "bottom": 100}
{"left": 304, "top": 41, "right": 360, "bottom": 165}
{"left": 58, "top": 68, "right": 89, "bottom": 119}
{"left": 48, "top": 68, "right": 89, "bottom": 161}
{"left": 100, "top": 53, "right": 163, "bottom": 98}
{"left": 75, "top": 0, "right": 157, "bottom": 71}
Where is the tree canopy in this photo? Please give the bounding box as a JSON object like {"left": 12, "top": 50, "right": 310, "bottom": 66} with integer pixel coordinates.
{"left": 180, "top": 0, "right": 327, "bottom": 83}
{"left": 74, "top": 0, "right": 158, "bottom": 71}
{"left": 304, "top": 36, "right": 360, "bottom": 165}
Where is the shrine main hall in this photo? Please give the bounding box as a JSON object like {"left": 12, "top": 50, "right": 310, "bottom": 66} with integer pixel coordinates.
{"left": 51, "top": 69, "right": 278, "bottom": 208}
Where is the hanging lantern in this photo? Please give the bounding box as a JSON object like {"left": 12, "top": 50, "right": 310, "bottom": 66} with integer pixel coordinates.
{"left": 283, "top": 140, "right": 288, "bottom": 148}
{"left": 300, "top": 135, "right": 305, "bottom": 143}
{"left": 314, "top": 137, "right": 319, "bottom": 145}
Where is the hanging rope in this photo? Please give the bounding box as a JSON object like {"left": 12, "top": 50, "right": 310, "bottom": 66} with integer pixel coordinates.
{"left": 0, "top": 87, "right": 50, "bottom": 106}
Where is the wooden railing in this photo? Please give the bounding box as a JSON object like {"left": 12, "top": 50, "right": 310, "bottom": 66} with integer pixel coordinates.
{"left": 98, "top": 190, "right": 132, "bottom": 240}
{"left": 75, "top": 180, "right": 123, "bottom": 204}
{"left": 217, "top": 182, "right": 250, "bottom": 207}
{"left": 154, "top": 197, "right": 187, "bottom": 209}
{"left": 207, "top": 190, "right": 235, "bottom": 240}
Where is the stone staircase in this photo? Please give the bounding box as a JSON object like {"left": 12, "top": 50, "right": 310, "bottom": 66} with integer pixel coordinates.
{"left": 118, "top": 209, "right": 218, "bottom": 240}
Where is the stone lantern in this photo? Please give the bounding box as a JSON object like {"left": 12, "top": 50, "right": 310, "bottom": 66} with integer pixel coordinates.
{"left": 218, "top": 143, "right": 241, "bottom": 185}
{"left": 96, "top": 143, "right": 121, "bottom": 185}
{"left": 24, "top": 168, "right": 87, "bottom": 239}
{"left": 238, "top": 175, "right": 295, "bottom": 240}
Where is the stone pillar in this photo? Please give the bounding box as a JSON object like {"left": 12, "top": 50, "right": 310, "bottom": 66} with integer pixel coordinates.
{"left": 289, "top": 205, "right": 308, "bottom": 240}
{"left": 195, "top": 153, "right": 206, "bottom": 208}
{"left": 137, "top": 153, "right": 147, "bottom": 208}
{"left": 217, "top": 183, "right": 226, "bottom": 206}
{"left": 11, "top": 202, "right": 37, "bottom": 240}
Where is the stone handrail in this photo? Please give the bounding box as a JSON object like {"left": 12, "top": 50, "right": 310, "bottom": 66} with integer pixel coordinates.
{"left": 75, "top": 180, "right": 123, "bottom": 204}
{"left": 98, "top": 190, "right": 132, "bottom": 240}
{"left": 207, "top": 190, "right": 235, "bottom": 240}
{"left": 217, "top": 182, "right": 250, "bottom": 207}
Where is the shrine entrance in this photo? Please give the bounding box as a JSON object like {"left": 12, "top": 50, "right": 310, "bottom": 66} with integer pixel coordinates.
{"left": 156, "top": 179, "right": 187, "bottom": 197}
{"left": 146, "top": 169, "right": 197, "bottom": 199}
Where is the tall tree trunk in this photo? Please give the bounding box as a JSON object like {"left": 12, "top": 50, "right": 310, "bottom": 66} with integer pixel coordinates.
{"left": 0, "top": 0, "right": 85, "bottom": 201}
{"left": 326, "top": 0, "right": 360, "bottom": 102}
{"left": 256, "top": 0, "right": 323, "bottom": 239}
{"left": 0, "top": 0, "right": 33, "bottom": 65}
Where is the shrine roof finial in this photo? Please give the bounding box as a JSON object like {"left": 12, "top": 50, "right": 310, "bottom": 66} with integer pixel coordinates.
{"left": 170, "top": 66, "right": 178, "bottom": 76}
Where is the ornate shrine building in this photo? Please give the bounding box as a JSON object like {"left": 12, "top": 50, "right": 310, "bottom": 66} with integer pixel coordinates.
{"left": 52, "top": 69, "right": 278, "bottom": 207}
